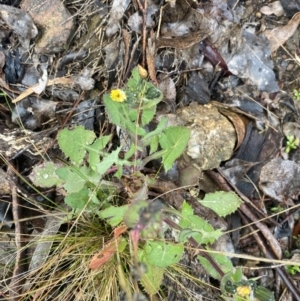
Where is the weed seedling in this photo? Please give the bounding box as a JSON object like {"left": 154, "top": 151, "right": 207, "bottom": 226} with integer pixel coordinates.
{"left": 285, "top": 135, "right": 300, "bottom": 153}
{"left": 27, "top": 66, "right": 243, "bottom": 299}
{"left": 293, "top": 89, "right": 300, "bottom": 101}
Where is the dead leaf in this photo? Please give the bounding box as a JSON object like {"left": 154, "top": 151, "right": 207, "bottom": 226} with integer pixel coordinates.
{"left": 128, "top": 4, "right": 159, "bottom": 34}
{"left": 121, "top": 29, "right": 131, "bottom": 79}
{"left": 260, "top": 1, "right": 285, "bottom": 16}
{"left": 113, "top": 225, "right": 127, "bottom": 238}
{"left": 89, "top": 225, "right": 127, "bottom": 270}
{"left": 158, "top": 74, "right": 176, "bottom": 105}
{"left": 179, "top": 72, "right": 210, "bottom": 105}
{"left": 218, "top": 108, "right": 248, "bottom": 151}
{"left": 226, "top": 29, "right": 279, "bottom": 92}
{"left": 264, "top": 12, "right": 300, "bottom": 52}
{"left": 89, "top": 241, "right": 118, "bottom": 270}
{"left": 259, "top": 158, "right": 300, "bottom": 203}
{"left": 12, "top": 77, "right": 73, "bottom": 103}
{"left": 0, "top": 4, "right": 38, "bottom": 50}
{"left": 221, "top": 159, "right": 259, "bottom": 185}
{"left": 72, "top": 68, "right": 95, "bottom": 91}
{"left": 106, "top": 0, "right": 130, "bottom": 37}
{"left": 146, "top": 31, "right": 158, "bottom": 85}
{"left": 31, "top": 68, "right": 48, "bottom": 94}
{"left": 156, "top": 30, "right": 210, "bottom": 49}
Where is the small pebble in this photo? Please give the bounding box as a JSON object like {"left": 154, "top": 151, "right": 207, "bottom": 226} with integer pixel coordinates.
{"left": 286, "top": 63, "right": 295, "bottom": 71}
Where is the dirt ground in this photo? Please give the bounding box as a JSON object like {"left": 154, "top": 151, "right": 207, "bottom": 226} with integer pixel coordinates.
{"left": 1, "top": 0, "right": 300, "bottom": 300}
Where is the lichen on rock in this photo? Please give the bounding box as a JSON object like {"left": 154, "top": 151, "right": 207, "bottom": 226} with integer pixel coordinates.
{"left": 176, "top": 102, "right": 236, "bottom": 171}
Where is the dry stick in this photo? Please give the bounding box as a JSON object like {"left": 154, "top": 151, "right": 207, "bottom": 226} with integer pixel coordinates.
{"left": 240, "top": 212, "right": 300, "bottom": 301}
{"left": 209, "top": 169, "right": 282, "bottom": 260}
{"left": 136, "top": 0, "right": 148, "bottom": 67}
{"left": 238, "top": 211, "right": 268, "bottom": 256}
{"left": 207, "top": 170, "right": 300, "bottom": 300}
{"left": 122, "top": 29, "right": 131, "bottom": 80}
{"left": 146, "top": 32, "right": 158, "bottom": 85}
{"left": 61, "top": 91, "right": 86, "bottom": 128}
{"left": 7, "top": 168, "right": 26, "bottom": 301}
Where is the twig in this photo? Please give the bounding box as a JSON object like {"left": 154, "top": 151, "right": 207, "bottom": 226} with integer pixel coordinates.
{"left": 208, "top": 169, "right": 282, "bottom": 259}
{"left": 136, "top": 0, "right": 148, "bottom": 67}
{"left": 146, "top": 31, "right": 158, "bottom": 85}
{"left": 7, "top": 167, "right": 26, "bottom": 301}
{"left": 206, "top": 169, "right": 300, "bottom": 299}
{"left": 241, "top": 213, "right": 300, "bottom": 301}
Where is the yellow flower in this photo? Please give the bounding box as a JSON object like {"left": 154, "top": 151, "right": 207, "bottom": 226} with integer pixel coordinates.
{"left": 110, "top": 89, "right": 126, "bottom": 102}
{"left": 236, "top": 285, "right": 252, "bottom": 297}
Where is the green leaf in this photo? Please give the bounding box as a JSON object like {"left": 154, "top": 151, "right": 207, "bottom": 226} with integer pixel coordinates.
{"left": 87, "top": 135, "right": 111, "bottom": 169}
{"left": 144, "top": 85, "right": 162, "bottom": 100}
{"left": 178, "top": 225, "right": 222, "bottom": 245}
{"left": 201, "top": 191, "right": 242, "bottom": 217}
{"left": 138, "top": 250, "right": 164, "bottom": 295}
{"left": 58, "top": 126, "right": 96, "bottom": 165}
{"left": 95, "top": 146, "right": 121, "bottom": 175}
{"left": 89, "top": 191, "right": 100, "bottom": 205}
{"left": 231, "top": 267, "right": 243, "bottom": 283}
{"left": 254, "top": 286, "right": 275, "bottom": 301}
{"left": 149, "top": 135, "right": 159, "bottom": 154}
{"left": 159, "top": 126, "right": 190, "bottom": 172}
{"left": 142, "top": 117, "right": 168, "bottom": 144}
{"left": 104, "top": 95, "right": 146, "bottom": 136}
{"left": 65, "top": 187, "right": 89, "bottom": 210}
{"left": 127, "top": 67, "right": 141, "bottom": 91}
{"left": 144, "top": 241, "right": 184, "bottom": 268}
{"left": 141, "top": 108, "right": 156, "bottom": 126}
{"left": 75, "top": 166, "right": 100, "bottom": 186}
{"left": 56, "top": 167, "right": 86, "bottom": 194}
{"left": 98, "top": 205, "right": 128, "bottom": 226}
{"left": 124, "top": 143, "right": 135, "bottom": 160}
{"left": 181, "top": 200, "right": 194, "bottom": 217}
{"left": 179, "top": 201, "right": 223, "bottom": 244}
{"left": 198, "top": 253, "right": 233, "bottom": 280}
{"left": 128, "top": 107, "right": 139, "bottom": 122}
{"left": 29, "top": 161, "right": 64, "bottom": 188}
{"left": 115, "top": 165, "right": 123, "bottom": 178}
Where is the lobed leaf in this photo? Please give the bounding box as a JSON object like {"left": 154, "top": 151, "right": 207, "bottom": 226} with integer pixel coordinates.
{"left": 57, "top": 126, "right": 96, "bottom": 165}
{"left": 87, "top": 135, "right": 111, "bottom": 169}
{"left": 29, "top": 161, "right": 63, "bottom": 188}
{"left": 104, "top": 95, "right": 146, "bottom": 136}
{"left": 144, "top": 241, "right": 184, "bottom": 268}
{"left": 56, "top": 167, "right": 86, "bottom": 194}
{"left": 98, "top": 205, "right": 128, "bottom": 227}
{"left": 159, "top": 126, "right": 190, "bottom": 172}
{"left": 64, "top": 187, "right": 89, "bottom": 210}
{"left": 95, "top": 146, "right": 122, "bottom": 175}
{"left": 201, "top": 191, "right": 242, "bottom": 217}
{"left": 138, "top": 250, "right": 164, "bottom": 295}
{"left": 179, "top": 201, "right": 223, "bottom": 244}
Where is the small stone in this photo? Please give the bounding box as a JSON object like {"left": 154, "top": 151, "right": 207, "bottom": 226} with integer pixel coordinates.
{"left": 176, "top": 102, "right": 236, "bottom": 171}
{"left": 256, "top": 12, "right": 262, "bottom": 18}
{"left": 286, "top": 63, "right": 295, "bottom": 71}
{"left": 21, "top": 0, "right": 75, "bottom": 54}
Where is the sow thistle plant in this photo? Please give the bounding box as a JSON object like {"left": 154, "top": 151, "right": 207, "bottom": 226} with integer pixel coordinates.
{"left": 28, "top": 66, "right": 255, "bottom": 300}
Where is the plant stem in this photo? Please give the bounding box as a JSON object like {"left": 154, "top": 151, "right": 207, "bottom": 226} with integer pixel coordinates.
{"left": 141, "top": 149, "right": 166, "bottom": 167}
